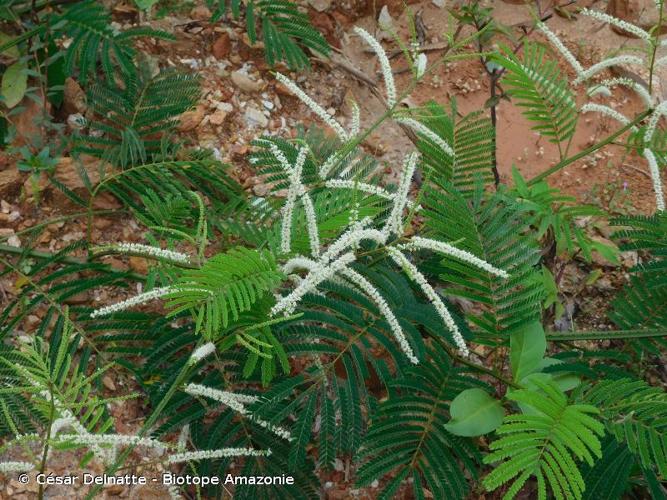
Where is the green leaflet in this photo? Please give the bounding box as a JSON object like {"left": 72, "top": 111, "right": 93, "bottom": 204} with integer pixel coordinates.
{"left": 1, "top": 61, "right": 27, "bottom": 108}
{"left": 484, "top": 380, "right": 604, "bottom": 500}
{"left": 445, "top": 388, "right": 504, "bottom": 437}
{"left": 165, "top": 247, "right": 284, "bottom": 339}
{"left": 510, "top": 321, "right": 546, "bottom": 382}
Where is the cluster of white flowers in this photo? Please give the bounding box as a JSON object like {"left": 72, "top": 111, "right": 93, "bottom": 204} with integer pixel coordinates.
{"left": 268, "top": 144, "right": 320, "bottom": 256}
{"left": 177, "top": 424, "right": 190, "bottom": 452}
{"left": 340, "top": 267, "right": 418, "bottom": 363}
{"left": 0, "top": 461, "right": 34, "bottom": 473}
{"left": 272, "top": 252, "right": 356, "bottom": 316}
{"left": 395, "top": 118, "right": 455, "bottom": 157}
{"left": 185, "top": 384, "right": 291, "bottom": 441}
{"left": 353, "top": 27, "right": 397, "bottom": 106}
{"left": 324, "top": 179, "right": 421, "bottom": 211}
{"left": 644, "top": 101, "right": 667, "bottom": 143}
{"left": 275, "top": 73, "right": 349, "bottom": 142}
{"left": 537, "top": 22, "right": 584, "bottom": 75}
{"left": 188, "top": 342, "right": 216, "bottom": 365}
{"left": 384, "top": 153, "right": 419, "bottom": 237}
{"left": 320, "top": 227, "right": 386, "bottom": 264}
{"left": 581, "top": 103, "right": 635, "bottom": 129}
{"left": 416, "top": 53, "right": 428, "bottom": 79}
{"left": 90, "top": 286, "right": 172, "bottom": 318}
{"left": 643, "top": 149, "right": 666, "bottom": 211}
{"left": 538, "top": 14, "right": 666, "bottom": 215}
{"left": 168, "top": 447, "right": 271, "bottom": 464}
{"left": 581, "top": 8, "right": 651, "bottom": 40}
{"left": 112, "top": 243, "right": 191, "bottom": 265}
{"left": 168, "top": 486, "right": 183, "bottom": 500}
{"left": 574, "top": 55, "right": 645, "bottom": 85}
{"left": 350, "top": 101, "right": 361, "bottom": 137}
{"left": 57, "top": 433, "right": 167, "bottom": 455}
{"left": 28, "top": 382, "right": 111, "bottom": 462}
{"left": 387, "top": 247, "right": 470, "bottom": 356}
{"left": 589, "top": 77, "right": 654, "bottom": 107}
{"left": 400, "top": 237, "right": 510, "bottom": 278}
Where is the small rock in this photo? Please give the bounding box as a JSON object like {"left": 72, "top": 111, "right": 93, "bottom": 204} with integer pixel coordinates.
{"left": 212, "top": 32, "right": 231, "bottom": 59}
{"left": 1, "top": 199, "right": 11, "bottom": 213}
{"left": 67, "top": 113, "right": 86, "bottom": 130}
{"left": 209, "top": 108, "right": 228, "bottom": 125}
{"left": 252, "top": 183, "right": 270, "bottom": 197}
{"left": 178, "top": 105, "right": 206, "bottom": 132}
{"left": 308, "top": 0, "right": 331, "bottom": 12}
{"left": 432, "top": 0, "right": 445, "bottom": 6}
{"left": 594, "top": 277, "right": 615, "bottom": 291}
{"left": 621, "top": 250, "right": 639, "bottom": 268}
{"left": 244, "top": 106, "right": 269, "bottom": 128}
{"left": 190, "top": 5, "right": 211, "bottom": 20}
{"left": 103, "top": 375, "right": 116, "bottom": 391}
{"left": 371, "top": 480, "right": 379, "bottom": 488}
{"left": 378, "top": 5, "right": 394, "bottom": 29}
{"left": 231, "top": 70, "right": 263, "bottom": 93}
{"left": 129, "top": 256, "right": 149, "bottom": 274}
{"left": 7, "top": 234, "right": 20, "bottom": 247}
{"left": 63, "top": 77, "right": 86, "bottom": 115}
{"left": 94, "top": 218, "right": 114, "bottom": 230}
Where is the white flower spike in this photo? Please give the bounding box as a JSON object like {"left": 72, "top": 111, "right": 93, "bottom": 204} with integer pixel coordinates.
{"left": 581, "top": 8, "right": 651, "bottom": 41}
{"left": 387, "top": 248, "right": 470, "bottom": 356}
{"left": 643, "top": 148, "right": 666, "bottom": 212}
{"left": 90, "top": 286, "right": 172, "bottom": 318}
{"left": 341, "top": 267, "right": 418, "bottom": 363}
{"left": 353, "top": 27, "right": 397, "bottom": 106}
{"left": 275, "top": 73, "right": 349, "bottom": 141}
{"left": 167, "top": 448, "right": 271, "bottom": 464}
{"left": 111, "top": 243, "right": 191, "bottom": 265}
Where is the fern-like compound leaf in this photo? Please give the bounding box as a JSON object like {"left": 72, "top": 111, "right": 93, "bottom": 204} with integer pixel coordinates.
{"left": 483, "top": 380, "right": 604, "bottom": 500}
{"left": 493, "top": 43, "right": 578, "bottom": 146}
{"left": 166, "top": 247, "right": 284, "bottom": 338}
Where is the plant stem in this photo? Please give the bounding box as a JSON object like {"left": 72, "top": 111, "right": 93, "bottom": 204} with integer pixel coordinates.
{"left": 648, "top": 0, "right": 665, "bottom": 95}
{"left": 37, "top": 384, "right": 56, "bottom": 500}
{"left": 527, "top": 109, "right": 651, "bottom": 185}
{"left": 546, "top": 328, "right": 667, "bottom": 341}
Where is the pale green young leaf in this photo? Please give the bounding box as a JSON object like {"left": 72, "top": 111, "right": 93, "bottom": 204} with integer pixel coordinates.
{"left": 445, "top": 388, "right": 504, "bottom": 437}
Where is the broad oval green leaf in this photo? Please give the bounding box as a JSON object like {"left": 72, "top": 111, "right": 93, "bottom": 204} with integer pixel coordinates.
{"left": 0, "top": 32, "right": 19, "bottom": 58}
{"left": 510, "top": 321, "right": 546, "bottom": 382}
{"left": 445, "top": 388, "right": 504, "bottom": 437}
{"left": 1, "top": 62, "right": 27, "bottom": 108}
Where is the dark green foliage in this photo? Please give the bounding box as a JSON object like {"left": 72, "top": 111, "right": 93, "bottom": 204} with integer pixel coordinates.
{"left": 207, "top": 0, "right": 330, "bottom": 69}
{"left": 493, "top": 42, "right": 578, "bottom": 147}
{"left": 423, "top": 182, "right": 544, "bottom": 336}
{"left": 58, "top": 1, "right": 174, "bottom": 84}
{"left": 356, "top": 342, "right": 484, "bottom": 500}
{"left": 583, "top": 378, "right": 667, "bottom": 478}
{"left": 410, "top": 102, "right": 496, "bottom": 192}
{"left": 78, "top": 68, "right": 200, "bottom": 167}
{"left": 608, "top": 213, "right": 667, "bottom": 352}
{"left": 483, "top": 380, "right": 604, "bottom": 500}
{"left": 166, "top": 247, "right": 285, "bottom": 338}
{"left": 580, "top": 437, "right": 634, "bottom": 500}
{"left": 0, "top": 1, "right": 174, "bottom": 85}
